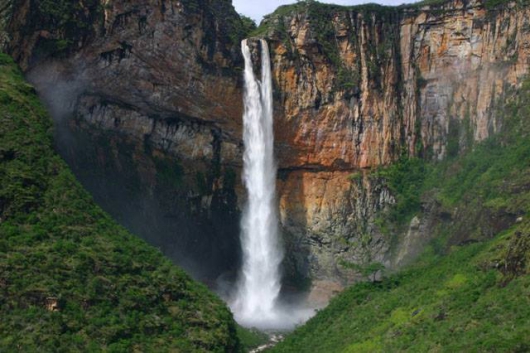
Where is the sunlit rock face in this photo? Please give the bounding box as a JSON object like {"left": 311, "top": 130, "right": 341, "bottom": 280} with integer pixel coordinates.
{"left": 4, "top": 0, "right": 530, "bottom": 293}
{"left": 268, "top": 0, "right": 530, "bottom": 169}
{"left": 264, "top": 0, "right": 530, "bottom": 288}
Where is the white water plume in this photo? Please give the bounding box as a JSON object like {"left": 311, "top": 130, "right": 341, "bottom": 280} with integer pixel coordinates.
{"left": 230, "top": 38, "right": 315, "bottom": 331}
{"left": 230, "top": 39, "right": 285, "bottom": 329}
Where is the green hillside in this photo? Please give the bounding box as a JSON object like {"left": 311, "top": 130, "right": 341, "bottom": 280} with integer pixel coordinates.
{"left": 272, "top": 82, "right": 530, "bottom": 352}
{"left": 0, "top": 53, "right": 239, "bottom": 352}
{"left": 273, "top": 234, "right": 529, "bottom": 352}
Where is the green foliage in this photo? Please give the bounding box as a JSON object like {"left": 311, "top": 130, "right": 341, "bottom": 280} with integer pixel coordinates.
{"left": 433, "top": 138, "right": 529, "bottom": 207}
{"left": 0, "top": 55, "right": 240, "bottom": 352}
{"left": 181, "top": 0, "right": 255, "bottom": 46}
{"left": 400, "top": 0, "right": 449, "bottom": 8}
{"left": 497, "top": 229, "right": 530, "bottom": 285}
{"left": 337, "top": 66, "right": 360, "bottom": 91}
{"left": 347, "top": 171, "right": 362, "bottom": 181}
{"left": 240, "top": 15, "right": 258, "bottom": 37}
{"left": 400, "top": 0, "right": 530, "bottom": 11}
{"left": 340, "top": 230, "right": 386, "bottom": 281}
{"left": 236, "top": 326, "right": 269, "bottom": 352}
{"left": 229, "top": 14, "right": 257, "bottom": 44}
{"left": 374, "top": 77, "right": 530, "bottom": 228}
{"left": 31, "top": 0, "right": 103, "bottom": 56}
{"left": 484, "top": 0, "right": 507, "bottom": 8}
{"left": 341, "top": 260, "right": 386, "bottom": 282}
{"left": 272, "top": 230, "right": 530, "bottom": 352}
{"left": 426, "top": 81, "right": 530, "bottom": 207}
{"left": 482, "top": 0, "right": 530, "bottom": 9}
{"left": 374, "top": 157, "right": 428, "bottom": 224}
{"left": 446, "top": 118, "right": 461, "bottom": 158}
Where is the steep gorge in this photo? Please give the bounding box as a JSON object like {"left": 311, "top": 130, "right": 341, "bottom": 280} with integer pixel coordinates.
{"left": 2, "top": 0, "right": 530, "bottom": 299}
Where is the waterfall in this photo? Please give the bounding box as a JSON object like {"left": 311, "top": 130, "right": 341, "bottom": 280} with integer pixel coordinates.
{"left": 231, "top": 39, "right": 283, "bottom": 328}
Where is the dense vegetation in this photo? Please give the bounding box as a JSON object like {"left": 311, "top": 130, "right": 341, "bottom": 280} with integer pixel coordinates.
{"left": 273, "top": 231, "right": 529, "bottom": 352}
{"left": 0, "top": 53, "right": 240, "bottom": 352}
{"left": 375, "top": 80, "right": 530, "bottom": 228}
{"left": 180, "top": 0, "right": 256, "bottom": 46}
{"left": 272, "top": 80, "right": 530, "bottom": 351}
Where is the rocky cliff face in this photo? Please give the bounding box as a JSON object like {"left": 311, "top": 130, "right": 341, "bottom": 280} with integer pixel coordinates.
{"left": 267, "top": 0, "right": 530, "bottom": 167}
{"left": 2, "top": 0, "right": 250, "bottom": 280}
{"left": 258, "top": 0, "right": 530, "bottom": 289}
{"left": 3, "top": 0, "right": 530, "bottom": 292}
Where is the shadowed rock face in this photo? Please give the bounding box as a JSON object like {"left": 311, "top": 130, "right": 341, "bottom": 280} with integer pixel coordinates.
{"left": 3, "top": 0, "right": 247, "bottom": 281}
{"left": 4, "top": 0, "right": 530, "bottom": 290}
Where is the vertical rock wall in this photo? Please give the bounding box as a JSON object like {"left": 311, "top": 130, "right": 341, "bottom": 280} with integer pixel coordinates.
{"left": 264, "top": 0, "right": 530, "bottom": 285}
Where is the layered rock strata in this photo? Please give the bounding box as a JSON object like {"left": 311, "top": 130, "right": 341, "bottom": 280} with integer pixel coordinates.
{"left": 263, "top": 0, "right": 530, "bottom": 285}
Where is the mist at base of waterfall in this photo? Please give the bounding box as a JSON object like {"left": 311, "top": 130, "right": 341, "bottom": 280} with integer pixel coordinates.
{"left": 234, "top": 301, "right": 316, "bottom": 331}
{"left": 215, "top": 272, "right": 317, "bottom": 331}
{"left": 233, "top": 286, "right": 317, "bottom": 331}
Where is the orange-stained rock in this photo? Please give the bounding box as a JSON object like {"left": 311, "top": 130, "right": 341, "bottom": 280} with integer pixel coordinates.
{"left": 266, "top": 0, "right": 530, "bottom": 169}
{"left": 264, "top": 0, "right": 530, "bottom": 284}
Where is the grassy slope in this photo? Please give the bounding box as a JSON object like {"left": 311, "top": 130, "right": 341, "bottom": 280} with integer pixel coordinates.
{"left": 0, "top": 53, "right": 239, "bottom": 352}
{"left": 271, "top": 82, "right": 530, "bottom": 351}
{"left": 273, "top": 233, "right": 529, "bottom": 352}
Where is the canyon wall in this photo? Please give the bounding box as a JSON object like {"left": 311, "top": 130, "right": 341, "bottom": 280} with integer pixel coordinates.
{"left": 263, "top": 0, "right": 530, "bottom": 289}
{"left": 2, "top": 0, "right": 249, "bottom": 280}
{"left": 3, "top": 0, "right": 530, "bottom": 290}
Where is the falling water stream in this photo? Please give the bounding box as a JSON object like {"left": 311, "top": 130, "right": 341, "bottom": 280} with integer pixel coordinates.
{"left": 230, "top": 39, "right": 315, "bottom": 332}
{"left": 231, "top": 39, "right": 283, "bottom": 329}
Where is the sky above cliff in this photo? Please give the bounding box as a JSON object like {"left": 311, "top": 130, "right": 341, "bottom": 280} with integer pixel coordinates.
{"left": 233, "top": 0, "right": 412, "bottom": 23}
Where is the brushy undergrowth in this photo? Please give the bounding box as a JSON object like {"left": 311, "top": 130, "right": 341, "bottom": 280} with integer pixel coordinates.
{"left": 272, "top": 226, "right": 530, "bottom": 352}
{"left": 374, "top": 79, "right": 530, "bottom": 226}
{"left": 0, "top": 53, "right": 240, "bottom": 352}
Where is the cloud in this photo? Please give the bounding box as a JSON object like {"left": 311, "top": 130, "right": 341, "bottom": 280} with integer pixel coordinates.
{"left": 232, "top": 0, "right": 416, "bottom": 23}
